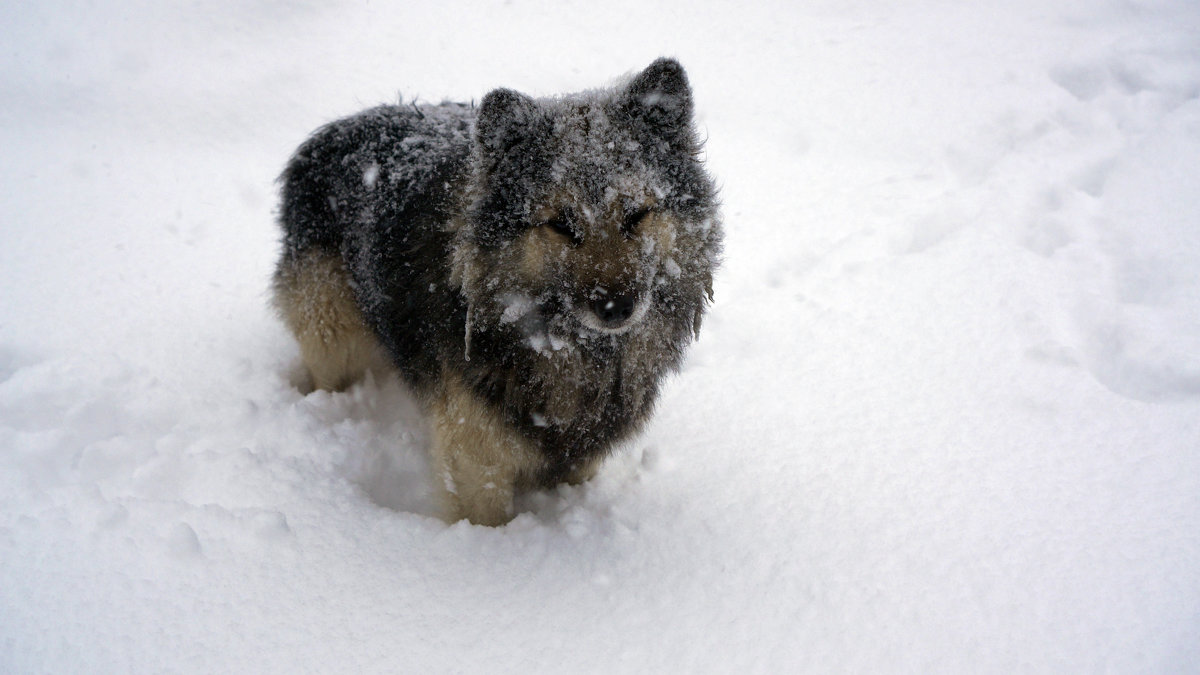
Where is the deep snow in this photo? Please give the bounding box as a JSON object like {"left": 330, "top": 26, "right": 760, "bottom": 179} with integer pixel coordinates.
{"left": 2, "top": 1, "right": 1199, "bottom": 672}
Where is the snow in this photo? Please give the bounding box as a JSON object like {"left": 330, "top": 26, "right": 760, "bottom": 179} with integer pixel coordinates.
{"left": 2, "top": 1, "right": 1199, "bottom": 672}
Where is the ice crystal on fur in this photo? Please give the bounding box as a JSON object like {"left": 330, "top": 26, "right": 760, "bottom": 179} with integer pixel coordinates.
{"left": 275, "top": 58, "right": 722, "bottom": 525}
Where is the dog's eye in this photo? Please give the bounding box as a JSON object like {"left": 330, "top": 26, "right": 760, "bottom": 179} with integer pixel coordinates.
{"left": 544, "top": 215, "right": 581, "bottom": 245}
{"left": 622, "top": 207, "right": 651, "bottom": 235}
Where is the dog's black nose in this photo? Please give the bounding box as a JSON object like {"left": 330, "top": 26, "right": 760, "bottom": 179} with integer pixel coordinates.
{"left": 590, "top": 289, "right": 636, "bottom": 327}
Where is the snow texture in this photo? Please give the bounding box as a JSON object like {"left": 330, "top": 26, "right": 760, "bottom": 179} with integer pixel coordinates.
{"left": 2, "top": 1, "right": 1200, "bottom": 672}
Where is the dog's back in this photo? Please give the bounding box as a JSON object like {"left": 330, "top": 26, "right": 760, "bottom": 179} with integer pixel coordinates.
{"left": 278, "top": 103, "right": 472, "bottom": 256}
{"left": 275, "top": 103, "right": 474, "bottom": 390}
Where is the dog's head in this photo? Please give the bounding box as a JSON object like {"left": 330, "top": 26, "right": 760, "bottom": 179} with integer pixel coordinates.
{"left": 455, "top": 59, "right": 721, "bottom": 354}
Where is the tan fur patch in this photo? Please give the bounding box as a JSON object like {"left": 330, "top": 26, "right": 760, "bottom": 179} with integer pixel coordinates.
{"left": 564, "top": 456, "right": 603, "bottom": 486}
{"left": 640, "top": 210, "right": 678, "bottom": 256}
{"left": 430, "top": 376, "right": 545, "bottom": 525}
{"left": 519, "top": 226, "right": 560, "bottom": 280}
{"left": 272, "top": 250, "right": 384, "bottom": 392}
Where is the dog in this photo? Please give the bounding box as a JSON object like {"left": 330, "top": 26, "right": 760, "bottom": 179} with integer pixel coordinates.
{"left": 273, "top": 58, "right": 722, "bottom": 525}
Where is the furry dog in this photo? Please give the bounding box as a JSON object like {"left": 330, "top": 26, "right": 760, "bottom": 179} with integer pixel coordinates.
{"left": 273, "top": 58, "right": 722, "bottom": 525}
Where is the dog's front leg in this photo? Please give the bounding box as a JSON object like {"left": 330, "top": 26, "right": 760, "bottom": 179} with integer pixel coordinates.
{"left": 430, "top": 377, "right": 543, "bottom": 526}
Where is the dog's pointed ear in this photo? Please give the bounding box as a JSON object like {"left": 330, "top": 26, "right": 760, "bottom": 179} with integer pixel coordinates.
{"left": 475, "top": 88, "right": 538, "bottom": 159}
{"left": 621, "top": 58, "right": 695, "bottom": 142}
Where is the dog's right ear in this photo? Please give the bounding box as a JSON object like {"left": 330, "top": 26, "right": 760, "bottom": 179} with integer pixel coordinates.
{"left": 475, "top": 88, "right": 538, "bottom": 161}
{"left": 620, "top": 58, "right": 695, "bottom": 148}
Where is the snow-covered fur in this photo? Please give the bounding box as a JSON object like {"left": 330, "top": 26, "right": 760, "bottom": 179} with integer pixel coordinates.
{"left": 273, "top": 59, "right": 722, "bottom": 525}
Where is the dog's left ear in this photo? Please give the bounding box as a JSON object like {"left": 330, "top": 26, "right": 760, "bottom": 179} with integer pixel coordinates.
{"left": 620, "top": 58, "right": 695, "bottom": 144}
{"left": 475, "top": 88, "right": 540, "bottom": 169}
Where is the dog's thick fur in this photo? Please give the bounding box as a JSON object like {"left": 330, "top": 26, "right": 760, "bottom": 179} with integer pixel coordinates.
{"left": 273, "top": 59, "right": 722, "bottom": 525}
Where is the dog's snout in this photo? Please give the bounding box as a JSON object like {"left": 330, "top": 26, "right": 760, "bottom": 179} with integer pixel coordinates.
{"left": 590, "top": 288, "right": 636, "bottom": 327}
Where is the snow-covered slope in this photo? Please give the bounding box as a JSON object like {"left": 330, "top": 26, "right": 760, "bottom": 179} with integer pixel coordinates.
{"left": 2, "top": 1, "right": 1198, "bottom": 672}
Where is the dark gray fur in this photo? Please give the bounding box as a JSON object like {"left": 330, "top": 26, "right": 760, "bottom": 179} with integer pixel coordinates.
{"left": 277, "top": 58, "right": 722, "bottom": 485}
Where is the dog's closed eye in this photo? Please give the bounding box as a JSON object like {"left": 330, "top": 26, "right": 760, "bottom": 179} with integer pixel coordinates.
{"left": 543, "top": 213, "right": 582, "bottom": 245}
{"left": 622, "top": 207, "right": 651, "bottom": 236}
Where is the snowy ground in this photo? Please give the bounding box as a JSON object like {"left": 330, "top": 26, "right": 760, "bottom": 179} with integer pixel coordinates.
{"left": 3, "top": 1, "right": 1200, "bottom": 672}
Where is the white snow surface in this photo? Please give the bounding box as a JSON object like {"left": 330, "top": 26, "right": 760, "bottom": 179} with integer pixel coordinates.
{"left": 3, "top": 1, "right": 1200, "bottom": 672}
